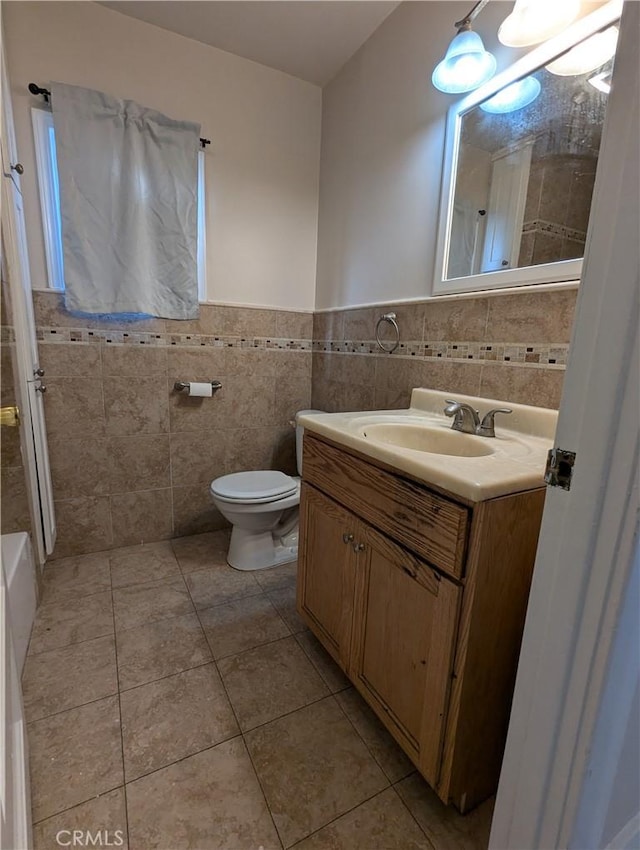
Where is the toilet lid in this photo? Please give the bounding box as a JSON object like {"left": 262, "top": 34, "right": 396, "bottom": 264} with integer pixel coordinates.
{"left": 211, "top": 470, "right": 298, "bottom": 502}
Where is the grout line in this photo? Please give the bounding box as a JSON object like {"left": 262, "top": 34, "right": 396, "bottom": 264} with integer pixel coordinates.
{"left": 123, "top": 731, "right": 243, "bottom": 787}
{"left": 191, "top": 603, "right": 285, "bottom": 849}
{"left": 25, "top": 688, "right": 119, "bottom": 727}
{"left": 118, "top": 658, "right": 215, "bottom": 695}
{"left": 109, "top": 560, "right": 131, "bottom": 850}
{"left": 31, "top": 784, "right": 127, "bottom": 827}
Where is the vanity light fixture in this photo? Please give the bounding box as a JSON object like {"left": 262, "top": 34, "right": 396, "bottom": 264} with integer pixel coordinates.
{"left": 432, "top": 0, "right": 496, "bottom": 94}
{"left": 479, "top": 75, "right": 541, "bottom": 114}
{"left": 545, "top": 25, "right": 619, "bottom": 76}
{"left": 498, "top": 0, "right": 580, "bottom": 48}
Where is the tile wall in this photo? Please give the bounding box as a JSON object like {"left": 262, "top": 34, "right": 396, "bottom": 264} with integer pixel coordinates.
{"left": 1, "top": 275, "right": 32, "bottom": 536}
{"left": 311, "top": 287, "right": 577, "bottom": 414}
{"left": 34, "top": 292, "right": 312, "bottom": 558}
{"left": 34, "top": 286, "right": 576, "bottom": 558}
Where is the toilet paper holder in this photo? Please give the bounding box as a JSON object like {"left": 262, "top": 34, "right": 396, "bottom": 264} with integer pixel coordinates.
{"left": 173, "top": 380, "right": 222, "bottom": 393}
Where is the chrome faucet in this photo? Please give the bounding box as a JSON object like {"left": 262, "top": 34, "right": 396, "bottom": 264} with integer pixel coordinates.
{"left": 444, "top": 399, "right": 512, "bottom": 437}
{"left": 444, "top": 400, "right": 479, "bottom": 434}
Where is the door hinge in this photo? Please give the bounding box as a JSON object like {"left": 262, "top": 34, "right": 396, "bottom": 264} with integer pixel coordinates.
{"left": 545, "top": 448, "right": 576, "bottom": 491}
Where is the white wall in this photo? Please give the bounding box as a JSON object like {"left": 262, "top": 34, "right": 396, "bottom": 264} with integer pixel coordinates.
{"left": 315, "top": 1, "right": 524, "bottom": 310}
{"left": 3, "top": 1, "right": 322, "bottom": 311}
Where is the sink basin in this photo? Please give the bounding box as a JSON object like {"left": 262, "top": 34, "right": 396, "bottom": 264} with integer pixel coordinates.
{"left": 358, "top": 423, "right": 495, "bottom": 457}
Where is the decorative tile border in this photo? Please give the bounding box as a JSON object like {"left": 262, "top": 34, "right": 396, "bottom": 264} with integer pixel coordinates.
{"left": 522, "top": 218, "right": 586, "bottom": 243}
{"left": 36, "top": 326, "right": 312, "bottom": 351}
{"left": 312, "top": 339, "right": 568, "bottom": 369}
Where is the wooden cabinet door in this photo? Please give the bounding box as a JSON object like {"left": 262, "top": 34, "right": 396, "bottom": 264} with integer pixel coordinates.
{"left": 297, "top": 483, "right": 358, "bottom": 670}
{"left": 350, "top": 524, "right": 461, "bottom": 786}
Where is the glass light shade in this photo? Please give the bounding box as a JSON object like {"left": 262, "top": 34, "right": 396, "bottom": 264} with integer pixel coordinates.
{"left": 479, "top": 75, "right": 541, "bottom": 114}
{"left": 432, "top": 29, "right": 497, "bottom": 94}
{"left": 546, "top": 26, "right": 619, "bottom": 76}
{"left": 498, "top": 0, "right": 580, "bottom": 48}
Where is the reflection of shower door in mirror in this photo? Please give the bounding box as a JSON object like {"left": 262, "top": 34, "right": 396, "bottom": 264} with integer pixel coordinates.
{"left": 480, "top": 141, "right": 533, "bottom": 274}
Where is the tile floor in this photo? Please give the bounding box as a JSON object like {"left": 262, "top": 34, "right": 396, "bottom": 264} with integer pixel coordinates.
{"left": 23, "top": 530, "right": 494, "bottom": 850}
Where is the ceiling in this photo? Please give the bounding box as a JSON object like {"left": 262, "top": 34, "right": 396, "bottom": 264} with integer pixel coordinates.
{"left": 100, "top": 1, "right": 401, "bottom": 86}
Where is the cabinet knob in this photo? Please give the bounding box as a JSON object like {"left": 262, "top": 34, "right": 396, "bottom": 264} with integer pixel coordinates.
{"left": 35, "top": 384, "right": 47, "bottom": 393}
{"left": 11, "top": 162, "right": 24, "bottom": 175}
{"left": 34, "top": 367, "right": 45, "bottom": 377}
{"left": 352, "top": 542, "right": 365, "bottom": 553}
{"left": 342, "top": 533, "right": 354, "bottom": 544}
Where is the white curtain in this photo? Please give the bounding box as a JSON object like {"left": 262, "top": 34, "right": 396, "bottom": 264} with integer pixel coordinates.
{"left": 51, "top": 82, "right": 200, "bottom": 319}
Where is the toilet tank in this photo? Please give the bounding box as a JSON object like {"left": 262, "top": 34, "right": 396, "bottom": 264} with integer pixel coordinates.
{"left": 295, "top": 410, "right": 323, "bottom": 475}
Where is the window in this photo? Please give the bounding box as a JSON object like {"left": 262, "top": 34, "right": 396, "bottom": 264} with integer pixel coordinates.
{"left": 31, "top": 108, "right": 206, "bottom": 301}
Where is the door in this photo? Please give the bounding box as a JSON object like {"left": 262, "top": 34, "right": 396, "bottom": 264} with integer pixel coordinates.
{"left": 1, "top": 55, "right": 56, "bottom": 562}
{"left": 297, "top": 484, "right": 358, "bottom": 670}
{"left": 350, "top": 523, "right": 461, "bottom": 785}
{"left": 480, "top": 141, "right": 532, "bottom": 273}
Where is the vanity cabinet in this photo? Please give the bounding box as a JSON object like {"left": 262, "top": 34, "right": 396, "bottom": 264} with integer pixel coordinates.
{"left": 297, "top": 432, "right": 546, "bottom": 812}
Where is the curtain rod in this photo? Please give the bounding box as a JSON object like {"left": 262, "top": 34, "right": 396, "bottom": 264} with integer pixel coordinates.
{"left": 28, "top": 84, "right": 211, "bottom": 148}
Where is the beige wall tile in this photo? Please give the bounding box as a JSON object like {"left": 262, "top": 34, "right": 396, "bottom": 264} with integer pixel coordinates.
{"left": 343, "top": 307, "right": 377, "bottom": 342}
{"left": 48, "top": 436, "right": 111, "bottom": 498}
{"left": 274, "top": 375, "right": 312, "bottom": 427}
{"left": 423, "top": 297, "right": 489, "bottom": 342}
{"left": 0, "top": 424, "right": 23, "bottom": 468}
{"left": 53, "top": 496, "right": 113, "bottom": 557}
{"left": 313, "top": 310, "right": 344, "bottom": 342}
{"left": 170, "top": 430, "right": 228, "bottom": 487}
{"left": 276, "top": 310, "right": 314, "bottom": 340}
{"left": 218, "top": 305, "right": 278, "bottom": 338}
{"left": 108, "top": 435, "right": 171, "bottom": 493}
{"left": 168, "top": 383, "right": 230, "bottom": 433}
{"left": 273, "top": 349, "right": 313, "bottom": 379}
{"left": 479, "top": 362, "right": 564, "bottom": 409}
{"left": 485, "top": 289, "right": 577, "bottom": 344}
{"left": 102, "top": 344, "right": 167, "bottom": 376}
{"left": 223, "top": 375, "right": 276, "bottom": 428}
{"left": 104, "top": 376, "right": 169, "bottom": 435}
{"left": 225, "top": 426, "right": 288, "bottom": 473}
{"left": 39, "top": 342, "right": 101, "bottom": 377}
{"left": 172, "top": 483, "right": 227, "bottom": 537}
{"left": 0, "top": 466, "right": 32, "bottom": 535}
{"left": 110, "top": 488, "right": 173, "bottom": 546}
{"left": 224, "top": 347, "right": 279, "bottom": 378}
{"left": 419, "top": 360, "right": 483, "bottom": 397}
{"left": 44, "top": 377, "right": 106, "bottom": 437}
{"left": 167, "top": 346, "right": 226, "bottom": 381}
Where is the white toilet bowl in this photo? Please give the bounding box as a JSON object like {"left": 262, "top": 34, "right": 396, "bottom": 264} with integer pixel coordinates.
{"left": 210, "top": 471, "right": 301, "bottom": 571}
{"left": 210, "top": 409, "right": 323, "bottom": 571}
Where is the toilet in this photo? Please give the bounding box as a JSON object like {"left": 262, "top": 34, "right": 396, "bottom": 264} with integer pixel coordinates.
{"left": 210, "top": 409, "right": 323, "bottom": 571}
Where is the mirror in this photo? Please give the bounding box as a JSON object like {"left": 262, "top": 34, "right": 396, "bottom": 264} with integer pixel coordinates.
{"left": 433, "top": 3, "right": 620, "bottom": 295}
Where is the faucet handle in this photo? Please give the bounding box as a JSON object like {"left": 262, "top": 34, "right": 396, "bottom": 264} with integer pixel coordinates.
{"left": 477, "top": 408, "right": 512, "bottom": 438}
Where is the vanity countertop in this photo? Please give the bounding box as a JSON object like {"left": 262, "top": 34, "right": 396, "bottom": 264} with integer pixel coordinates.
{"left": 298, "top": 388, "right": 557, "bottom": 502}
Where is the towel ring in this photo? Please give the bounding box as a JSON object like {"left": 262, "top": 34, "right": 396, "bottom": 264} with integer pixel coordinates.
{"left": 375, "top": 312, "right": 400, "bottom": 354}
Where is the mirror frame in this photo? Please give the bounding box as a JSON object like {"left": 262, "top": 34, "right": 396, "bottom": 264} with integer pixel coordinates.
{"left": 433, "top": 1, "right": 621, "bottom": 296}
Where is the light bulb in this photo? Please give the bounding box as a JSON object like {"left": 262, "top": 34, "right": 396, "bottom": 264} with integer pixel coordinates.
{"left": 545, "top": 26, "right": 619, "bottom": 76}
{"left": 498, "top": 0, "right": 581, "bottom": 48}
{"left": 480, "top": 76, "right": 542, "bottom": 114}
{"left": 432, "top": 28, "right": 497, "bottom": 94}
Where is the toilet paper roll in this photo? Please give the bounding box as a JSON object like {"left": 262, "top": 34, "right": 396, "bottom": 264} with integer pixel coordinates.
{"left": 188, "top": 382, "right": 213, "bottom": 397}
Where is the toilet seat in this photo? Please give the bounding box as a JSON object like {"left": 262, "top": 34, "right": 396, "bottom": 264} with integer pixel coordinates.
{"left": 210, "top": 470, "right": 298, "bottom": 504}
